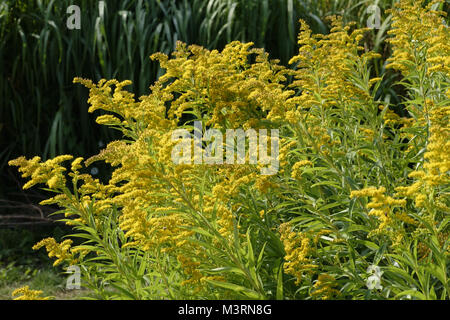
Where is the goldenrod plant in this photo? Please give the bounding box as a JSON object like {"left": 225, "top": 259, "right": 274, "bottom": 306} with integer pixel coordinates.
{"left": 9, "top": 0, "right": 449, "bottom": 300}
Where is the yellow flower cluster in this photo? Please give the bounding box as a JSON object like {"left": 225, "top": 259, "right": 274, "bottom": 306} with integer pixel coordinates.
{"left": 311, "top": 274, "right": 339, "bottom": 300}
{"left": 291, "top": 160, "right": 313, "bottom": 180}
{"left": 387, "top": 0, "right": 449, "bottom": 218}
{"left": 32, "top": 237, "right": 75, "bottom": 266}
{"left": 350, "top": 187, "right": 409, "bottom": 238}
{"left": 279, "top": 223, "right": 317, "bottom": 285}
{"left": 73, "top": 78, "right": 139, "bottom": 121}
{"left": 285, "top": 15, "right": 381, "bottom": 161}
{"left": 151, "top": 41, "right": 292, "bottom": 128}
{"left": 253, "top": 175, "right": 277, "bottom": 194}
{"left": 178, "top": 254, "right": 202, "bottom": 287}
{"left": 380, "top": 105, "right": 413, "bottom": 128}
{"left": 387, "top": 0, "right": 449, "bottom": 76}
{"left": 8, "top": 155, "right": 73, "bottom": 189}
{"left": 394, "top": 105, "right": 449, "bottom": 209}
{"left": 12, "top": 286, "right": 51, "bottom": 300}
{"left": 209, "top": 165, "right": 259, "bottom": 237}
{"left": 288, "top": 16, "right": 380, "bottom": 113}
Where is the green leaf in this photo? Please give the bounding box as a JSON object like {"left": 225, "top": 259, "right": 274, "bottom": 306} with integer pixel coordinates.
{"left": 108, "top": 283, "right": 138, "bottom": 300}
{"left": 318, "top": 201, "right": 344, "bottom": 211}
{"left": 276, "top": 264, "right": 284, "bottom": 300}
{"left": 374, "top": 243, "right": 387, "bottom": 265}
{"left": 395, "top": 289, "right": 427, "bottom": 300}
{"left": 204, "top": 279, "right": 263, "bottom": 299}
{"left": 356, "top": 240, "right": 379, "bottom": 251}
{"left": 425, "top": 264, "right": 447, "bottom": 286}
{"left": 208, "top": 267, "right": 246, "bottom": 277}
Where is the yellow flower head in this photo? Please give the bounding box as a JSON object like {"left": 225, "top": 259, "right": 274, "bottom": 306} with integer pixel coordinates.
{"left": 12, "top": 286, "right": 51, "bottom": 300}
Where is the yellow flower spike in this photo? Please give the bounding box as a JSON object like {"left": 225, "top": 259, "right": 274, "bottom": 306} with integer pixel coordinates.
{"left": 95, "top": 114, "right": 123, "bottom": 126}
{"left": 71, "top": 157, "right": 84, "bottom": 172}
{"left": 279, "top": 223, "right": 318, "bottom": 285}
{"left": 291, "top": 160, "right": 313, "bottom": 180}
{"left": 351, "top": 187, "right": 411, "bottom": 237}
{"left": 9, "top": 155, "right": 72, "bottom": 190}
{"left": 46, "top": 175, "right": 60, "bottom": 189}
{"left": 12, "top": 286, "right": 51, "bottom": 300}
{"left": 311, "top": 274, "right": 339, "bottom": 300}
{"left": 387, "top": 0, "right": 449, "bottom": 77}
{"left": 33, "top": 238, "right": 74, "bottom": 267}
